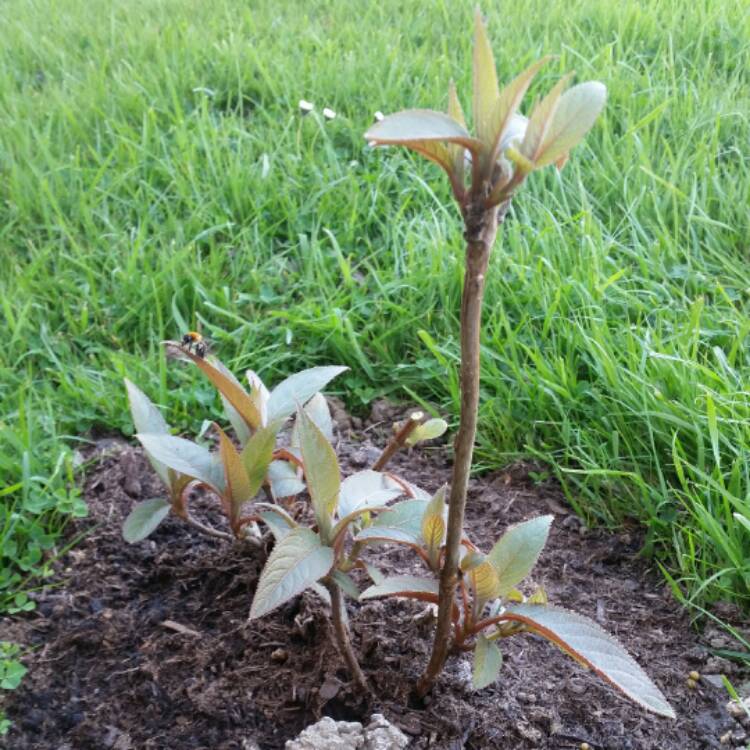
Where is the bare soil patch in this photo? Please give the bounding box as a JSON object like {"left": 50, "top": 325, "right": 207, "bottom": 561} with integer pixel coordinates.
{"left": 2, "top": 413, "right": 747, "bottom": 749}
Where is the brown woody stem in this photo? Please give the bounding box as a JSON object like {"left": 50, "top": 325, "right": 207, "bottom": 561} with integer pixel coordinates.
{"left": 416, "top": 201, "right": 506, "bottom": 698}
{"left": 325, "top": 580, "right": 370, "bottom": 692}
{"left": 372, "top": 411, "right": 423, "bottom": 471}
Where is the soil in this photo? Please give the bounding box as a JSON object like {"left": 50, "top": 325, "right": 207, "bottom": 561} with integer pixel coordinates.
{"left": 2, "top": 405, "right": 748, "bottom": 750}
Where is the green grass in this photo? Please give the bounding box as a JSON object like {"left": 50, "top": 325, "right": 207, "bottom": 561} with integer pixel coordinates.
{"left": 1, "top": 0, "right": 749, "bottom": 634}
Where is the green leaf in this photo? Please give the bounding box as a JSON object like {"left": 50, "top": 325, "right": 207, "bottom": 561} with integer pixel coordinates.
{"left": 267, "top": 366, "right": 347, "bottom": 424}
{"left": 473, "top": 633, "right": 503, "bottom": 690}
{"left": 471, "top": 560, "right": 501, "bottom": 603}
{"left": 217, "top": 426, "right": 252, "bottom": 514}
{"left": 122, "top": 498, "right": 171, "bottom": 543}
{"left": 241, "top": 422, "right": 279, "bottom": 499}
{"left": 487, "top": 515, "right": 552, "bottom": 596}
{"left": 360, "top": 575, "right": 439, "bottom": 601}
{"left": 520, "top": 74, "right": 573, "bottom": 165}
{"left": 365, "top": 109, "right": 483, "bottom": 183}
{"left": 0, "top": 657, "right": 27, "bottom": 690}
{"left": 331, "top": 570, "right": 360, "bottom": 601}
{"left": 249, "top": 528, "right": 334, "bottom": 619}
{"left": 214, "top": 359, "right": 255, "bottom": 443}
{"left": 501, "top": 604, "right": 675, "bottom": 718}
{"left": 447, "top": 80, "right": 467, "bottom": 189}
{"left": 246, "top": 370, "right": 270, "bottom": 429}
{"left": 354, "top": 499, "right": 428, "bottom": 546}
{"left": 472, "top": 9, "right": 499, "bottom": 153}
{"left": 257, "top": 503, "right": 298, "bottom": 541}
{"left": 421, "top": 485, "right": 446, "bottom": 563}
{"left": 533, "top": 81, "right": 607, "bottom": 169}
{"left": 406, "top": 418, "right": 448, "bottom": 446}
{"left": 297, "top": 406, "right": 340, "bottom": 542}
{"left": 291, "top": 392, "right": 334, "bottom": 447}
{"left": 490, "top": 57, "right": 551, "bottom": 161}
{"left": 136, "top": 433, "right": 225, "bottom": 494}
{"left": 734, "top": 512, "right": 750, "bottom": 534}
{"left": 124, "top": 379, "right": 171, "bottom": 485}
{"left": 338, "top": 470, "right": 402, "bottom": 519}
{"left": 268, "top": 460, "right": 305, "bottom": 500}
{"left": 167, "top": 344, "right": 262, "bottom": 433}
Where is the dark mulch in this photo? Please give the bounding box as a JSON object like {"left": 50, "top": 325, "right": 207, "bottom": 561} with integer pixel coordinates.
{"left": 2, "top": 409, "right": 748, "bottom": 749}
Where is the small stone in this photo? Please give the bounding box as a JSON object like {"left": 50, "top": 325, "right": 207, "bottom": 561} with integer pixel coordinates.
{"left": 720, "top": 730, "right": 732, "bottom": 745}
{"left": 270, "top": 648, "right": 289, "bottom": 663}
{"left": 319, "top": 677, "right": 341, "bottom": 701}
{"left": 580, "top": 744, "right": 591, "bottom": 750}
{"left": 727, "top": 698, "right": 750, "bottom": 719}
{"left": 363, "top": 714, "right": 409, "bottom": 750}
{"left": 285, "top": 716, "right": 364, "bottom": 750}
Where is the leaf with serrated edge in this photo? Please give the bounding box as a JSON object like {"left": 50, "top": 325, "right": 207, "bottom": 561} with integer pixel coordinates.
{"left": 297, "top": 407, "right": 340, "bottom": 542}
{"left": 240, "top": 422, "right": 279, "bottom": 499}
{"left": 267, "top": 366, "right": 347, "bottom": 424}
{"left": 136, "top": 433, "right": 225, "bottom": 494}
{"left": 500, "top": 604, "right": 675, "bottom": 718}
{"left": 122, "top": 498, "right": 171, "bottom": 543}
{"left": 487, "top": 515, "right": 552, "bottom": 595}
{"left": 338, "top": 470, "right": 402, "bottom": 519}
{"left": 268, "top": 460, "right": 305, "bottom": 500}
{"left": 360, "top": 575, "right": 439, "bottom": 600}
{"left": 249, "top": 528, "right": 334, "bottom": 619}
{"left": 406, "top": 418, "right": 448, "bottom": 447}
{"left": 124, "top": 379, "right": 171, "bottom": 486}
{"left": 354, "top": 499, "right": 428, "bottom": 546}
{"left": 217, "top": 426, "right": 252, "bottom": 512}
{"left": 490, "top": 57, "right": 551, "bottom": 161}
{"left": 533, "top": 82, "right": 607, "bottom": 169}
{"left": 473, "top": 633, "right": 503, "bottom": 690}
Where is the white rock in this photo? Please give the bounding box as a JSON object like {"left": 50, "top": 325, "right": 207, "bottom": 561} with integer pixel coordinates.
{"left": 285, "top": 714, "right": 409, "bottom": 750}
{"left": 363, "top": 713, "right": 409, "bottom": 749}
{"left": 286, "top": 716, "right": 364, "bottom": 749}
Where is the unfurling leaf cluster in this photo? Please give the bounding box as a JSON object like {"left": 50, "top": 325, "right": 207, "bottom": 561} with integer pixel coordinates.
{"left": 365, "top": 10, "right": 606, "bottom": 216}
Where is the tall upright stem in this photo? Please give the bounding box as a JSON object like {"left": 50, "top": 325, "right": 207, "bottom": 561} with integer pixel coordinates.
{"left": 416, "top": 203, "right": 502, "bottom": 697}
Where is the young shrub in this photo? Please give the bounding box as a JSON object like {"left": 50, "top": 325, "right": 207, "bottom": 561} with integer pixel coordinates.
{"left": 122, "top": 344, "right": 347, "bottom": 544}
{"left": 363, "top": 8, "right": 674, "bottom": 717}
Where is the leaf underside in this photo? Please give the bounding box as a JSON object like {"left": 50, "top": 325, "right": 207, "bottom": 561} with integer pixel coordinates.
{"left": 249, "top": 527, "right": 334, "bottom": 619}
{"left": 501, "top": 604, "right": 675, "bottom": 718}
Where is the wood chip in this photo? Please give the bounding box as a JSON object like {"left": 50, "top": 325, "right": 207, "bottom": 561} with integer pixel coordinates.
{"left": 161, "top": 620, "right": 201, "bottom": 637}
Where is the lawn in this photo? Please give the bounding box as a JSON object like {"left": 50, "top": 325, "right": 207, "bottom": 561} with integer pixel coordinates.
{"left": 1, "top": 0, "right": 749, "bottom": 639}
